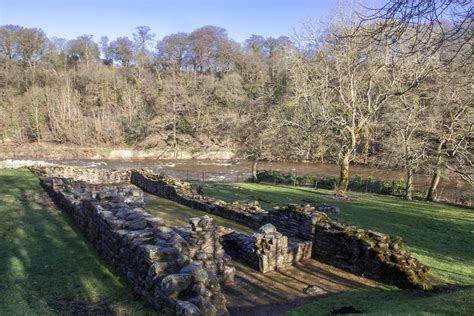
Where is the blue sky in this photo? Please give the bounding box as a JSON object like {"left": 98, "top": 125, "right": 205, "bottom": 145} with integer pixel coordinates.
{"left": 0, "top": 0, "right": 338, "bottom": 43}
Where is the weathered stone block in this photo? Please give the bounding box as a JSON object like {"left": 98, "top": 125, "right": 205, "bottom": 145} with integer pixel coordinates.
{"left": 175, "top": 300, "right": 201, "bottom": 316}
{"left": 161, "top": 274, "right": 193, "bottom": 296}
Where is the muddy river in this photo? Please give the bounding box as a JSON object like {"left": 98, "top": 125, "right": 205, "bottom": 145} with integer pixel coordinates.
{"left": 37, "top": 158, "right": 470, "bottom": 205}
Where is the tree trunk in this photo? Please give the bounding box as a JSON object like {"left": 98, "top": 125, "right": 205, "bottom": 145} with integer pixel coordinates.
{"left": 405, "top": 168, "right": 414, "bottom": 200}
{"left": 172, "top": 97, "right": 177, "bottom": 157}
{"left": 426, "top": 141, "right": 444, "bottom": 202}
{"left": 426, "top": 168, "right": 441, "bottom": 201}
{"left": 35, "top": 105, "right": 41, "bottom": 143}
{"left": 363, "top": 126, "right": 370, "bottom": 164}
{"left": 336, "top": 155, "right": 350, "bottom": 196}
{"left": 251, "top": 159, "right": 258, "bottom": 183}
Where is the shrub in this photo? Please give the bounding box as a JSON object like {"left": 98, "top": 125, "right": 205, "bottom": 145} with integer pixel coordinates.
{"left": 122, "top": 116, "right": 147, "bottom": 145}
{"left": 256, "top": 170, "right": 406, "bottom": 197}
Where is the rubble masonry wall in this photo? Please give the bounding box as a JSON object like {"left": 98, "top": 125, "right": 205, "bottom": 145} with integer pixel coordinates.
{"left": 40, "top": 176, "right": 234, "bottom": 315}
{"left": 131, "top": 170, "right": 433, "bottom": 290}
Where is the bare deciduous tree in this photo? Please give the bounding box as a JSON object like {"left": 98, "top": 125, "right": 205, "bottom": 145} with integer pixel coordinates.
{"left": 358, "top": 0, "right": 473, "bottom": 63}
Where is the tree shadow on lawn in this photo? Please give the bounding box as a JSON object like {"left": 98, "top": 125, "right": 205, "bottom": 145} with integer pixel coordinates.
{"left": 0, "top": 171, "right": 151, "bottom": 315}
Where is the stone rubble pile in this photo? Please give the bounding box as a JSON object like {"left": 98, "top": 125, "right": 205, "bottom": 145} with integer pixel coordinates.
{"left": 41, "top": 176, "right": 234, "bottom": 315}
{"left": 317, "top": 204, "right": 340, "bottom": 215}
{"left": 184, "top": 217, "right": 236, "bottom": 284}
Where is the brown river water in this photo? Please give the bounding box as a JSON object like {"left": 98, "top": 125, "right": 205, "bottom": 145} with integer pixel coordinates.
{"left": 45, "top": 158, "right": 472, "bottom": 205}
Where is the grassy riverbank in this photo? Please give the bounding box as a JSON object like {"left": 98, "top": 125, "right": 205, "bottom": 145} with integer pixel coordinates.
{"left": 0, "top": 169, "right": 154, "bottom": 315}
{"left": 204, "top": 183, "right": 474, "bottom": 315}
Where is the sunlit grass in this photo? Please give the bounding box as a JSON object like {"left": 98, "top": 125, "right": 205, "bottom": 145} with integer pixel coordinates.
{"left": 144, "top": 194, "right": 254, "bottom": 233}
{"left": 2, "top": 168, "right": 471, "bottom": 315}
{"left": 0, "top": 168, "right": 155, "bottom": 315}
{"left": 204, "top": 182, "right": 474, "bottom": 315}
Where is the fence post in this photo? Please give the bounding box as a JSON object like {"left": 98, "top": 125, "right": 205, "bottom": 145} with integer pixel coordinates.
{"left": 202, "top": 172, "right": 205, "bottom": 183}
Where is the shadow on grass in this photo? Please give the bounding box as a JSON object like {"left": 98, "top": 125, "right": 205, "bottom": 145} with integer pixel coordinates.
{"left": 0, "top": 169, "right": 152, "bottom": 315}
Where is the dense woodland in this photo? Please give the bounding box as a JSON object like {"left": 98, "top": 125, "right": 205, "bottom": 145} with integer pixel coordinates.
{"left": 0, "top": 3, "right": 472, "bottom": 199}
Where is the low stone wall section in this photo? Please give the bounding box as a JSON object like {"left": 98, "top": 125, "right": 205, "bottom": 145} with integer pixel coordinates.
{"left": 131, "top": 170, "right": 268, "bottom": 228}
{"left": 131, "top": 170, "right": 433, "bottom": 290}
{"left": 41, "top": 177, "right": 234, "bottom": 315}
{"left": 275, "top": 205, "right": 432, "bottom": 290}
{"left": 32, "top": 165, "right": 131, "bottom": 184}
{"left": 221, "top": 224, "right": 312, "bottom": 273}
{"left": 266, "top": 204, "right": 320, "bottom": 240}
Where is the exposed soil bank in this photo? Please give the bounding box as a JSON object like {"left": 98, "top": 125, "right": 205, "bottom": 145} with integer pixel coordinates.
{"left": 0, "top": 142, "right": 234, "bottom": 160}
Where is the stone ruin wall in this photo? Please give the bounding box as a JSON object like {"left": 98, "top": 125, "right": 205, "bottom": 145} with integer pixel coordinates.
{"left": 130, "top": 170, "right": 267, "bottom": 227}
{"left": 40, "top": 176, "right": 235, "bottom": 316}
{"left": 131, "top": 170, "right": 312, "bottom": 273}
{"left": 31, "top": 165, "right": 131, "bottom": 184}
{"left": 32, "top": 166, "right": 433, "bottom": 291}
{"left": 33, "top": 166, "right": 309, "bottom": 276}
{"left": 221, "top": 224, "right": 312, "bottom": 273}
{"left": 274, "top": 205, "right": 432, "bottom": 290}
{"left": 131, "top": 170, "right": 433, "bottom": 290}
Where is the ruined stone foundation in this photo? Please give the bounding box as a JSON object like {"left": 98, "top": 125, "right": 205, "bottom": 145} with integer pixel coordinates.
{"left": 41, "top": 176, "right": 234, "bottom": 315}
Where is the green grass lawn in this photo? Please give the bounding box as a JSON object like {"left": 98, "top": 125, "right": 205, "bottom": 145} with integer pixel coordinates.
{"left": 0, "top": 168, "right": 156, "bottom": 315}
{"left": 204, "top": 183, "right": 474, "bottom": 315}
{"left": 1, "top": 168, "right": 472, "bottom": 315}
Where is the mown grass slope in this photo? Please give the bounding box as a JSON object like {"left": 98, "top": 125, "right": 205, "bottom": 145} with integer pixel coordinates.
{"left": 0, "top": 168, "right": 155, "bottom": 315}
{"left": 204, "top": 183, "right": 474, "bottom": 315}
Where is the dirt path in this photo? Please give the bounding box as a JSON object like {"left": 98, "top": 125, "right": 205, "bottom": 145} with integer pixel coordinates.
{"left": 224, "top": 260, "right": 378, "bottom": 315}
